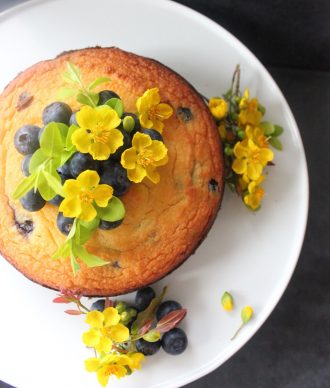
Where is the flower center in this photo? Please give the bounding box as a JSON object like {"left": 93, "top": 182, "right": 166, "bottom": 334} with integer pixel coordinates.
{"left": 90, "top": 123, "right": 110, "bottom": 144}
{"left": 250, "top": 149, "right": 261, "bottom": 164}
{"left": 137, "top": 149, "right": 154, "bottom": 167}
{"left": 79, "top": 189, "right": 94, "bottom": 203}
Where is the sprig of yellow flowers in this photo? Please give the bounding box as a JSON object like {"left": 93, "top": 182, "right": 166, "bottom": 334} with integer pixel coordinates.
{"left": 208, "top": 65, "right": 284, "bottom": 210}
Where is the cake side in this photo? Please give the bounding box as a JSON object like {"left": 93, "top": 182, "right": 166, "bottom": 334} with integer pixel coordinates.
{"left": 0, "top": 47, "right": 224, "bottom": 295}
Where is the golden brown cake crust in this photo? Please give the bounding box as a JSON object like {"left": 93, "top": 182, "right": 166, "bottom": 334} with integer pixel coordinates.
{"left": 0, "top": 47, "right": 224, "bottom": 296}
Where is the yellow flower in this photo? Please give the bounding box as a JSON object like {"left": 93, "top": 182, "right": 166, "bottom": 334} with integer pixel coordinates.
{"left": 121, "top": 132, "right": 168, "bottom": 184}
{"left": 232, "top": 139, "right": 273, "bottom": 181}
{"left": 82, "top": 307, "right": 129, "bottom": 354}
{"left": 208, "top": 98, "right": 228, "bottom": 120}
{"left": 244, "top": 177, "right": 265, "bottom": 210}
{"left": 136, "top": 87, "right": 173, "bottom": 133}
{"left": 59, "top": 170, "right": 113, "bottom": 222}
{"left": 85, "top": 354, "right": 129, "bottom": 387}
{"left": 239, "top": 89, "right": 262, "bottom": 126}
{"left": 127, "top": 352, "right": 144, "bottom": 370}
{"left": 245, "top": 125, "right": 269, "bottom": 148}
{"left": 72, "top": 105, "right": 123, "bottom": 160}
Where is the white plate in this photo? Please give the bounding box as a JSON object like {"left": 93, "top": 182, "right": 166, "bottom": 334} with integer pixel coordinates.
{"left": 0, "top": 1, "right": 308, "bottom": 387}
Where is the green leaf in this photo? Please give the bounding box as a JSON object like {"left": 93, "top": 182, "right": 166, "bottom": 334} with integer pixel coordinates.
{"left": 37, "top": 172, "right": 57, "bottom": 201}
{"left": 57, "top": 88, "right": 77, "bottom": 100}
{"left": 76, "top": 92, "right": 99, "bottom": 107}
{"left": 40, "top": 123, "right": 67, "bottom": 156}
{"left": 131, "top": 286, "right": 167, "bottom": 337}
{"left": 52, "top": 240, "right": 71, "bottom": 260}
{"left": 66, "top": 124, "right": 79, "bottom": 150}
{"left": 12, "top": 173, "right": 37, "bottom": 199}
{"left": 70, "top": 250, "right": 80, "bottom": 276}
{"left": 258, "top": 104, "right": 266, "bottom": 115}
{"left": 260, "top": 121, "right": 275, "bottom": 136}
{"left": 143, "top": 330, "right": 161, "bottom": 342}
{"left": 273, "top": 125, "right": 284, "bottom": 137}
{"left": 88, "top": 76, "right": 111, "bottom": 90}
{"left": 97, "top": 197, "right": 125, "bottom": 222}
{"left": 269, "top": 137, "right": 283, "bottom": 150}
{"left": 42, "top": 170, "right": 65, "bottom": 197}
{"left": 105, "top": 98, "right": 124, "bottom": 117}
{"left": 67, "top": 218, "right": 78, "bottom": 240}
{"left": 64, "top": 62, "right": 82, "bottom": 85}
{"left": 74, "top": 244, "right": 109, "bottom": 268}
{"left": 75, "top": 218, "right": 99, "bottom": 245}
{"left": 122, "top": 116, "right": 135, "bottom": 133}
{"left": 29, "top": 148, "right": 49, "bottom": 173}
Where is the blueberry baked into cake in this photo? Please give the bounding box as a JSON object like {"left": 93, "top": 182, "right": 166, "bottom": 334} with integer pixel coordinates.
{"left": 0, "top": 47, "right": 224, "bottom": 296}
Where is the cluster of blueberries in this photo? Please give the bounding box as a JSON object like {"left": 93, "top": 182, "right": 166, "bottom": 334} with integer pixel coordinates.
{"left": 92, "top": 286, "right": 188, "bottom": 356}
{"left": 13, "top": 90, "right": 163, "bottom": 235}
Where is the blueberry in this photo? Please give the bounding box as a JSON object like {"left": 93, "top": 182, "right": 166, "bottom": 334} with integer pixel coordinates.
{"left": 57, "top": 158, "right": 73, "bottom": 178}
{"left": 69, "top": 111, "right": 78, "bottom": 126}
{"left": 21, "top": 154, "right": 33, "bottom": 177}
{"left": 14, "top": 125, "right": 41, "bottom": 155}
{"left": 20, "top": 189, "right": 45, "bottom": 212}
{"left": 91, "top": 299, "right": 105, "bottom": 312}
{"left": 49, "top": 194, "right": 63, "bottom": 206}
{"left": 110, "top": 128, "right": 131, "bottom": 161}
{"left": 135, "top": 338, "right": 161, "bottom": 356}
{"left": 135, "top": 287, "right": 156, "bottom": 311}
{"left": 42, "top": 102, "right": 72, "bottom": 125}
{"left": 121, "top": 112, "right": 140, "bottom": 133}
{"left": 98, "top": 90, "right": 120, "bottom": 105}
{"left": 70, "top": 152, "right": 99, "bottom": 178}
{"left": 141, "top": 128, "right": 163, "bottom": 142}
{"left": 38, "top": 126, "right": 45, "bottom": 142}
{"left": 56, "top": 212, "right": 74, "bottom": 235}
{"left": 100, "top": 162, "right": 130, "bottom": 196}
{"left": 161, "top": 328, "right": 188, "bottom": 355}
{"left": 99, "top": 219, "right": 123, "bottom": 230}
{"left": 156, "top": 300, "right": 182, "bottom": 321}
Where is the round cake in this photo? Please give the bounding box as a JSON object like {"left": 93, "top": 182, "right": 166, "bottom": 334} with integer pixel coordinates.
{"left": 0, "top": 47, "right": 224, "bottom": 296}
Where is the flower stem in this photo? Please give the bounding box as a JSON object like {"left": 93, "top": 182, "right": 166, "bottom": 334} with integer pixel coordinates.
{"left": 230, "top": 322, "right": 245, "bottom": 341}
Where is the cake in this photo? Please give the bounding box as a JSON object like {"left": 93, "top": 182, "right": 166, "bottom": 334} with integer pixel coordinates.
{"left": 0, "top": 47, "right": 224, "bottom": 296}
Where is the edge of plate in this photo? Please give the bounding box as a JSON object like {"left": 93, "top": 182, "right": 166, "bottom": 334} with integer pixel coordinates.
{"left": 0, "top": 0, "right": 309, "bottom": 387}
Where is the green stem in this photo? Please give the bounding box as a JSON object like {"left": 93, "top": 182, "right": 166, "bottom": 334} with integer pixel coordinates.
{"left": 230, "top": 322, "right": 245, "bottom": 341}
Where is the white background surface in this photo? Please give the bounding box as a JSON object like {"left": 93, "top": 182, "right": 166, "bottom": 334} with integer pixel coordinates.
{"left": 0, "top": 0, "right": 308, "bottom": 387}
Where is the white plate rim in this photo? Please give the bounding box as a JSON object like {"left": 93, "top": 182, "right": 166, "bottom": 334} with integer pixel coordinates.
{"left": 0, "top": 1, "right": 309, "bottom": 387}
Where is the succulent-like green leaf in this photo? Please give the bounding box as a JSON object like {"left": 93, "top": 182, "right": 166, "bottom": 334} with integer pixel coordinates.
{"left": 97, "top": 196, "right": 125, "bottom": 222}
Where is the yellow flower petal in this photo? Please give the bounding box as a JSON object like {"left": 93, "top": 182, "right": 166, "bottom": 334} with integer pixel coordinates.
{"left": 79, "top": 202, "right": 97, "bottom": 222}
{"left": 247, "top": 163, "right": 263, "bottom": 181}
{"left": 77, "top": 170, "right": 100, "bottom": 188}
{"left": 85, "top": 357, "right": 101, "bottom": 372}
{"left": 106, "top": 128, "right": 124, "bottom": 154}
{"left": 156, "top": 103, "right": 173, "bottom": 119}
{"left": 89, "top": 142, "right": 111, "bottom": 160}
{"left": 59, "top": 197, "right": 82, "bottom": 218}
{"left": 232, "top": 159, "right": 247, "bottom": 175}
{"left": 152, "top": 119, "right": 164, "bottom": 133}
{"left": 233, "top": 142, "right": 248, "bottom": 159}
{"left": 97, "top": 368, "right": 110, "bottom": 387}
{"left": 63, "top": 179, "right": 81, "bottom": 197}
{"left": 96, "top": 106, "right": 121, "bottom": 129}
{"left": 85, "top": 310, "right": 104, "bottom": 328}
{"left": 145, "top": 165, "right": 160, "bottom": 184}
{"left": 76, "top": 106, "right": 98, "bottom": 129}
{"left": 109, "top": 323, "right": 130, "bottom": 342}
{"left": 153, "top": 154, "right": 168, "bottom": 167}
{"left": 103, "top": 307, "right": 121, "bottom": 327}
{"left": 128, "top": 353, "right": 144, "bottom": 370}
{"left": 259, "top": 148, "right": 273, "bottom": 164}
{"left": 95, "top": 336, "right": 113, "bottom": 354}
{"left": 127, "top": 164, "right": 147, "bottom": 183}
{"left": 139, "top": 112, "right": 154, "bottom": 129}
{"left": 93, "top": 185, "right": 113, "bottom": 207}
{"left": 121, "top": 148, "right": 137, "bottom": 169}
{"left": 147, "top": 140, "right": 168, "bottom": 161}
{"left": 132, "top": 132, "right": 152, "bottom": 152}
{"left": 82, "top": 328, "right": 101, "bottom": 347}
{"left": 71, "top": 128, "right": 91, "bottom": 153}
